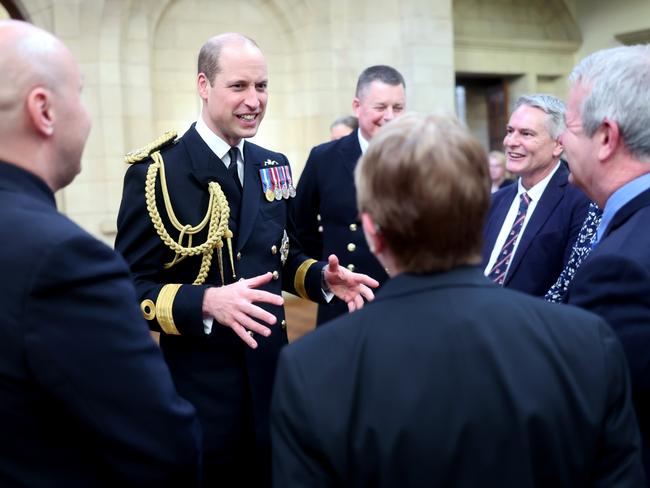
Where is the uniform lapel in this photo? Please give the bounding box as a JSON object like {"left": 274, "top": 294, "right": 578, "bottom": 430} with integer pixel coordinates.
{"left": 184, "top": 125, "right": 243, "bottom": 235}
{"left": 341, "top": 131, "right": 362, "bottom": 179}
{"left": 236, "top": 141, "right": 262, "bottom": 251}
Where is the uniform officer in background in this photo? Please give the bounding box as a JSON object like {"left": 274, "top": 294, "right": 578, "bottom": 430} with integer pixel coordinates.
{"left": 293, "top": 65, "right": 406, "bottom": 325}
{"left": 115, "top": 32, "right": 377, "bottom": 487}
{"left": 0, "top": 19, "right": 201, "bottom": 487}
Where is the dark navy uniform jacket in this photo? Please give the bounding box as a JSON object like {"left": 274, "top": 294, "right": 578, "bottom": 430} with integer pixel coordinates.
{"left": 567, "top": 187, "right": 650, "bottom": 478}
{"left": 115, "top": 124, "right": 324, "bottom": 486}
{"left": 292, "top": 129, "right": 388, "bottom": 325}
{"left": 272, "top": 267, "right": 645, "bottom": 487}
{"left": 0, "top": 161, "right": 201, "bottom": 487}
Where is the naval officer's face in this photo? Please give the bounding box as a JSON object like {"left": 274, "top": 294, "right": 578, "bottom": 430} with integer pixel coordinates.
{"left": 198, "top": 41, "right": 268, "bottom": 146}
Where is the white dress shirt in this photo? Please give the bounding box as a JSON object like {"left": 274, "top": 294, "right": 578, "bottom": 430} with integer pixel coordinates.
{"left": 195, "top": 115, "right": 245, "bottom": 184}
{"left": 484, "top": 162, "right": 561, "bottom": 278}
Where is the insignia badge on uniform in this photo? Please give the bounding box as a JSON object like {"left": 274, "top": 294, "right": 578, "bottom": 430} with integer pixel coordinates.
{"left": 263, "top": 159, "right": 278, "bottom": 167}
{"left": 280, "top": 230, "right": 290, "bottom": 265}
{"left": 259, "top": 166, "right": 275, "bottom": 202}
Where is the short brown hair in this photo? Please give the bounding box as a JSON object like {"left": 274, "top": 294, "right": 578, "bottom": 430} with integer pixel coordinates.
{"left": 355, "top": 113, "right": 490, "bottom": 273}
{"left": 197, "top": 33, "right": 259, "bottom": 84}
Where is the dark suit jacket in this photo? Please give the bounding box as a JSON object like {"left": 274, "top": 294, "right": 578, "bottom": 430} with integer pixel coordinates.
{"left": 292, "top": 130, "right": 388, "bottom": 325}
{"left": 0, "top": 161, "right": 201, "bottom": 487}
{"left": 272, "top": 267, "right": 645, "bottom": 487}
{"left": 115, "top": 125, "right": 325, "bottom": 485}
{"left": 482, "top": 163, "right": 589, "bottom": 296}
{"left": 566, "top": 187, "right": 650, "bottom": 477}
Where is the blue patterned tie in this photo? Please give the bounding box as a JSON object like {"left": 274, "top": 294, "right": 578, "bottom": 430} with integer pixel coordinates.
{"left": 487, "top": 192, "right": 531, "bottom": 285}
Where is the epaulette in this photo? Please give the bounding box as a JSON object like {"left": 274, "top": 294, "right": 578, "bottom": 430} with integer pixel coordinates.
{"left": 124, "top": 130, "right": 178, "bottom": 164}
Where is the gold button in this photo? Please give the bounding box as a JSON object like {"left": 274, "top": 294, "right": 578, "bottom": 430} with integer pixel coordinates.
{"left": 316, "top": 214, "right": 321, "bottom": 222}
{"left": 347, "top": 264, "right": 355, "bottom": 272}
{"left": 281, "top": 319, "right": 287, "bottom": 330}
{"left": 271, "top": 245, "right": 278, "bottom": 255}
{"left": 236, "top": 252, "right": 242, "bottom": 261}
{"left": 318, "top": 226, "right": 323, "bottom": 233}
{"left": 272, "top": 270, "right": 279, "bottom": 280}
{"left": 347, "top": 243, "right": 356, "bottom": 252}
{"left": 349, "top": 223, "right": 358, "bottom": 231}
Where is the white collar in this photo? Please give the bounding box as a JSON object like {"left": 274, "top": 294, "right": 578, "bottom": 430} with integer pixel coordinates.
{"left": 517, "top": 161, "right": 561, "bottom": 202}
{"left": 195, "top": 114, "right": 246, "bottom": 162}
{"left": 357, "top": 129, "right": 370, "bottom": 154}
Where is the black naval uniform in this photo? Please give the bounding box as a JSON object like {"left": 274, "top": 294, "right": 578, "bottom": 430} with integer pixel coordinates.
{"left": 115, "top": 124, "right": 325, "bottom": 486}
{"left": 292, "top": 129, "right": 388, "bottom": 325}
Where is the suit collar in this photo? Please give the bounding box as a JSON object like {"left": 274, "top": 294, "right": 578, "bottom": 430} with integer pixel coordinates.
{"left": 0, "top": 160, "right": 55, "bottom": 207}
{"left": 604, "top": 186, "right": 650, "bottom": 240}
{"left": 376, "top": 266, "right": 494, "bottom": 303}
{"left": 504, "top": 163, "right": 569, "bottom": 284}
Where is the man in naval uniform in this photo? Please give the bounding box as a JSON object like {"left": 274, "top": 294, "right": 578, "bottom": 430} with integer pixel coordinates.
{"left": 115, "top": 33, "right": 377, "bottom": 487}
{"left": 293, "top": 65, "right": 406, "bottom": 325}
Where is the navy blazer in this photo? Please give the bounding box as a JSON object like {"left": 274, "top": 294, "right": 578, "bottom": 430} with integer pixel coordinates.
{"left": 0, "top": 161, "right": 201, "bottom": 486}
{"left": 567, "top": 187, "right": 650, "bottom": 477}
{"left": 482, "top": 163, "right": 589, "bottom": 296}
{"left": 272, "top": 267, "right": 644, "bottom": 487}
{"left": 116, "top": 125, "right": 325, "bottom": 485}
{"left": 292, "top": 130, "right": 389, "bottom": 325}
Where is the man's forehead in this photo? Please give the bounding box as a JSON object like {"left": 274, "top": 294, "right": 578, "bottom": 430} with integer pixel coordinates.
{"left": 508, "top": 105, "right": 547, "bottom": 127}
{"left": 360, "top": 81, "right": 405, "bottom": 101}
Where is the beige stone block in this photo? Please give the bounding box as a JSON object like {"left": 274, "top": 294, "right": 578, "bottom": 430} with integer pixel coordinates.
{"left": 99, "top": 85, "right": 124, "bottom": 118}
{"left": 124, "top": 40, "right": 150, "bottom": 64}
{"left": 64, "top": 180, "right": 109, "bottom": 215}
{"left": 53, "top": 0, "right": 80, "bottom": 37}
{"left": 76, "top": 156, "right": 106, "bottom": 183}
{"left": 99, "top": 62, "right": 121, "bottom": 85}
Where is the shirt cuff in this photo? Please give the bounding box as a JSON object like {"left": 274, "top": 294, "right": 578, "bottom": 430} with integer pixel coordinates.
{"left": 203, "top": 316, "right": 213, "bottom": 335}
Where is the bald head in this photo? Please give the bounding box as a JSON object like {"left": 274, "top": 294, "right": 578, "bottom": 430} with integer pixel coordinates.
{"left": 0, "top": 21, "right": 67, "bottom": 123}
{"left": 0, "top": 20, "right": 90, "bottom": 191}
{"left": 198, "top": 32, "right": 260, "bottom": 84}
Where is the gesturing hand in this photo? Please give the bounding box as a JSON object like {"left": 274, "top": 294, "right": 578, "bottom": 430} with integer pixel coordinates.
{"left": 323, "top": 254, "right": 379, "bottom": 313}
{"left": 202, "top": 272, "right": 284, "bottom": 348}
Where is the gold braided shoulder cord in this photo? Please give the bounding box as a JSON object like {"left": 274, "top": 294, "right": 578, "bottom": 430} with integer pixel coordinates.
{"left": 144, "top": 150, "right": 235, "bottom": 285}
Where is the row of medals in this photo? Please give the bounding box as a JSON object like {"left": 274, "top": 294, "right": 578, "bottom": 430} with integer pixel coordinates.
{"left": 262, "top": 165, "right": 297, "bottom": 202}
{"left": 265, "top": 183, "right": 296, "bottom": 202}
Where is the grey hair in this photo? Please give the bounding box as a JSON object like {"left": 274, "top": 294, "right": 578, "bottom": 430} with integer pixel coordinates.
{"left": 355, "top": 65, "right": 405, "bottom": 98}
{"left": 569, "top": 44, "right": 650, "bottom": 161}
{"left": 330, "top": 115, "right": 358, "bottom": 130}
{"left": 514, "top": 94, "right": 566, "bottom": 139}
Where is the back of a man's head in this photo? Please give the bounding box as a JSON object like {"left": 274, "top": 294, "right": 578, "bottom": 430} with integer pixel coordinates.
{"left": 0, "top": 20, "right": 90, "bottom": 191}
{"left": 569, "top": 44, "right": 650, "bottom": 162}
{"left": 356, "top": 112, "right": 490, "bottom": 273}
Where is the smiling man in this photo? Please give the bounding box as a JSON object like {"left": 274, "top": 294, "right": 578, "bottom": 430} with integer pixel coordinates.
{"left": 293, "top": 65, "right": 406, "bottom": 325}
{"left": 481, "top": 94, "right": 589, "bottom": 296}
{"left": 115, "top": 33, "right": 378, "bottom": 487}
{"left": 562, "top": 44, "right": 650, "bottom": 478}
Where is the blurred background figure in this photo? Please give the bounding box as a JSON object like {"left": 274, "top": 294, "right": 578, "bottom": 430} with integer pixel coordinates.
{"left": 488, "top": 150, "right": 513, "bottom": 192}
{"left": 329, "top": 115, "right": 358, "bottom": 140}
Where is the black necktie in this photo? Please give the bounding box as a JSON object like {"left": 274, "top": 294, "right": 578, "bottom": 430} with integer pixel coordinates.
{"left": 228, "top": 146, "right": 242, "bottom": 194}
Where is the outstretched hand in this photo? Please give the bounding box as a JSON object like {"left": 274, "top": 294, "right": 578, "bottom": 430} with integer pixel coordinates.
{"left": 202, "top": 272, "right": 284, "bottom": 349}
{"left": 323, "top": 254, "right": 379, "bottom": 313}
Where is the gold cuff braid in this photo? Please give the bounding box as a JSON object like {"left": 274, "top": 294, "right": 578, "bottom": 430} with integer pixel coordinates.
{"left": 294, "top": 259, "right": 317, "bottom": 300}
{"left": 156, "top": 284, "right": 182, "bottom": 335}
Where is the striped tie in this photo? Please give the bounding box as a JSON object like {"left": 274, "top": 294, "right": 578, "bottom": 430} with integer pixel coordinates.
{"left": 487, "top": 192, "right": 531, "bottom": 285}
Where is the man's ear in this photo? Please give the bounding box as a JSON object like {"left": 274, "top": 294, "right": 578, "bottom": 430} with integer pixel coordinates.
{"left": 352, "top": 97, "right": 361, "bottom": 118}
{"left": 552, "top": 136, "right": 564, "bottom": 159}
{"left": 197, "top": 72, "right": 210, "bottom": 101}
{"left": 596, "top": 118, "right": 620, "bottom": 162}
{"left": 26, "top": 87, "right": 54, "bottom": 137}
{"left": 361, "top": 212, "right": 384, "bottom": 255}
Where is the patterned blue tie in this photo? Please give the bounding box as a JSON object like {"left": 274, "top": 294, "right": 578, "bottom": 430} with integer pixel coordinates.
{"left": 487, "top": 192, "right": 531, "bottom": 285}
